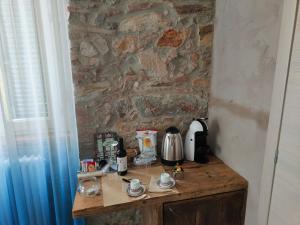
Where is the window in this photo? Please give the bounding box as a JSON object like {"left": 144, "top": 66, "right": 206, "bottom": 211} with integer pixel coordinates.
{"left": 0, "top": 0, "right": 48, "bottom": 120}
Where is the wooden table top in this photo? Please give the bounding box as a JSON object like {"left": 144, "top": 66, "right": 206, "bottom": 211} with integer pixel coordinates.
{"left": 72, "top": 155, "right": 247, "bottom": 218}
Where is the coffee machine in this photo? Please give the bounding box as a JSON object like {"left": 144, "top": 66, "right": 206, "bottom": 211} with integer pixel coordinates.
{"left": 184, "top": 118, "right": 209, "bottom": 163}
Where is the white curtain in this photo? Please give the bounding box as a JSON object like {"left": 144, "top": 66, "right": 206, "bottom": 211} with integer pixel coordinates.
{"left": 0, "top": 1, "right": 83, "bottom": 225}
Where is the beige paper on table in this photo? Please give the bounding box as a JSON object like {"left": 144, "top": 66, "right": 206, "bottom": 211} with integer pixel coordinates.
{"left": 102, "top": 166, "right": 177, "bottom": 207}
{"left": 148, "top": 176, "right": 174, "bottom": 193}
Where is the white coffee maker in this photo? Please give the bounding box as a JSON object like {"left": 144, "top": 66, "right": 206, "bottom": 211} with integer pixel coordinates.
{"left": 184, "top": 118, "right": 209, "bottom": 163}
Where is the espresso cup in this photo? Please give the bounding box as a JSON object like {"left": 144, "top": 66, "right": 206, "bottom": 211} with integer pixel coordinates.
{"left": 160, "top": 172, "right": 171, "bottom": 185}
{"left": 130, "top": 179, "right": 141, "bottom": 192}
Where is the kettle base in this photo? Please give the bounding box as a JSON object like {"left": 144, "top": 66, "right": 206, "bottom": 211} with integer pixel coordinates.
{"left": 161, "top": 158, "right": 184, "bottom": 166}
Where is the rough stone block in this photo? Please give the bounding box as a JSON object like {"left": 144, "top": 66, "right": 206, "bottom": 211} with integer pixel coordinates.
{"left": 157, "top": 29, "right": 188, "bottom": 48}
{"left": 119, "top": 12, "right": 168, "bottom": 33}
{"left": 134, "top": 95, "right": 207, "bottom": 117}
{"left": 80, "top": 40, "right": 98, "bottom": 57}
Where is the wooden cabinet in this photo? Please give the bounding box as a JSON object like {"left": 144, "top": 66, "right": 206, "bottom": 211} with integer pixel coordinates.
{"left": 163, "top": 190, "right": 246, "bottom": 225}
{"left": 72, "top": 157, "right": 248, "bottom": 225}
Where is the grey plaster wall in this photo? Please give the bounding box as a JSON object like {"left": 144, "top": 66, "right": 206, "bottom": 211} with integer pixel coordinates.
{"left": 208, "top": 1, "right": 283, "bottom": 225}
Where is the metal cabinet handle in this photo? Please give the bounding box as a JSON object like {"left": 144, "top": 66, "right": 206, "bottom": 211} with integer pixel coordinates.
{"left": 168, "top": 207, "right": 180, "bottom": 217}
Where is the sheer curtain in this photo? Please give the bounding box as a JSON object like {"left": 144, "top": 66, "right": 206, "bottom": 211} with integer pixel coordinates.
{"left": 0, "top": 0, "right": 83, "bottom": 225}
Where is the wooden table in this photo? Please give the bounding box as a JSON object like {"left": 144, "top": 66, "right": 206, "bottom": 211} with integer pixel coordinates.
{"left": 72, "top": 156, "right": 248, "bottom": 225}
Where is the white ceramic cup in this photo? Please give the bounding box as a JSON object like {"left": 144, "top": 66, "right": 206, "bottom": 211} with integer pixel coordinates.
{"left": 130, "top": 179, "right": 141, "bottom": 191}
{"left": 160, "top": 172, "right": 171, "bottom": 185}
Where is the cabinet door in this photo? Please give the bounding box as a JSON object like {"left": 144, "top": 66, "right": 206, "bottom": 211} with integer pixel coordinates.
{"left": 163, "top": 191, "right": 246, "bottom": 225}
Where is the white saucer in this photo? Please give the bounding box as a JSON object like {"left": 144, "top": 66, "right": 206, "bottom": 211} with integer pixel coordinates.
{"left": 127, "top": 185, "right": 146, "bottom": 197}
{"left": 156, "top": 177, "right": 176, "bottom": 189}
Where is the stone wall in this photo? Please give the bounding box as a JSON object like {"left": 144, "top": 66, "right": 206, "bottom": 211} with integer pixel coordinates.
{"left": 68, "top": 0, "right": 214, "bottom": 159}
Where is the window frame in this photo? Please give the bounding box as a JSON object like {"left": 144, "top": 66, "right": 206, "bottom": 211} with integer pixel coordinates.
{"left": 0, "top": 0, "right": 76, "bottom": 139}
{"left": 0, "top": 0, "right": 54, "bottom": 136}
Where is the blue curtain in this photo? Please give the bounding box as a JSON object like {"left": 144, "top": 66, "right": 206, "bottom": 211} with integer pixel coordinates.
{"left": 0, "top": 137, "right": 84, "bottom": 225}
{"left": 0, "top": 0, "right": 85, "bottom": 224}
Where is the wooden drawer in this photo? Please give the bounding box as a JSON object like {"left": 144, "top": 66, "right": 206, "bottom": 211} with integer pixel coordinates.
{"left": 163, "top": 190, "right": 246, "bottom": 225}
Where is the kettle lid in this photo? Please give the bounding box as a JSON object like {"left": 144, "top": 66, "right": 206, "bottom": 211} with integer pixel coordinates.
{"left": 165, "top": 126, "right": 180, "bottom": 134}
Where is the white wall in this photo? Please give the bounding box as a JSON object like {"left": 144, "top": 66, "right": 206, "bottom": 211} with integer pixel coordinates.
{"left": 208, "top": 0, "right": 283, "bottom": 225}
